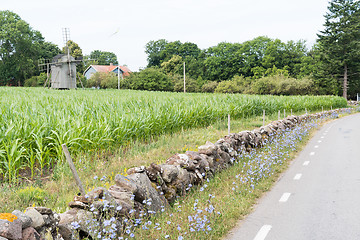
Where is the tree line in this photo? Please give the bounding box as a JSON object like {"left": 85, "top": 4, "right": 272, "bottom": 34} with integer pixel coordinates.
{"left": 1, "top": 0, "right": 360, "bottom": 99}
{"left": 120, "top": 0, "right": 360, "bottom": 99}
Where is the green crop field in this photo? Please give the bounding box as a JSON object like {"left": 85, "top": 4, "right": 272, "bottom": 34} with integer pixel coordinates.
{"left": 0, "top": 87, "right": 347, "bottom": 182}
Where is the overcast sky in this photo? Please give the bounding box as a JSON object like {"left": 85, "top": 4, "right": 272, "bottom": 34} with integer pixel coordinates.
{"left": 2, "top": 0, "right": 330, "bottom": 71}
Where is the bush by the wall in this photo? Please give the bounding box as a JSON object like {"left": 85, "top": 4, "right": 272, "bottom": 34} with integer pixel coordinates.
{"left": 201, "top": 81, "right": 219, "bottom": 93}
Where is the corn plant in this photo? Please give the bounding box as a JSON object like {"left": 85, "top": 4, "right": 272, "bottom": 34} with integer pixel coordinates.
{"left": 0, "top": 87, "right": 347, "bottom": 182}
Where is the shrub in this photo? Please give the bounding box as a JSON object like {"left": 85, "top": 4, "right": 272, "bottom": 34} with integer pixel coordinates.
{"left": 172, "top": 74, "right": 199, "bottom": 92}
{"left": 24, "top": 73, "right": 47, "bottom": 87}
{"left": 100, "top": 73, "right": 118, "bottom": 89}
{"left": 86, "top": 72, "right": 119, "bottom": 89}
{"left": 126, "top": 67, "right": 173, "bottom": 91}
{"left": 201, "top": 81, "right": 218, "bottom": 93}
{"left": 250, "top": 74, "right": 315, "bottom": 95}
{"left": 24, "top": 76, "right": 38, "bottom": 87}
{"left": 214, "top": 80, "right": 241, "bottom": 93}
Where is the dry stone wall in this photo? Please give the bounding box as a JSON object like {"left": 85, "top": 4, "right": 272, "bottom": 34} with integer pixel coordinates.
{"left": 0, "top": 109, "right": 351, "bottom": 240}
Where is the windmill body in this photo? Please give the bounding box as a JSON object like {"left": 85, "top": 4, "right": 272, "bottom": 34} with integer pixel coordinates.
{"left": 40, "top": 28, "right": 84, "bottom": 89}
{"left": 50, "top": 54, "right": 77, "bottom": 89}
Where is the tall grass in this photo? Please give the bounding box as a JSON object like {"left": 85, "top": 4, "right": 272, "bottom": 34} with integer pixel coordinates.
{"left": 0, "top": 87, "right": 347, "bottom": 182}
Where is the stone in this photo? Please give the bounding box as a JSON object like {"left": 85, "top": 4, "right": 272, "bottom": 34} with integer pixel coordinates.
{"left": 114, "top": 174, "right": 146, "bottom": 203}
{"left": 198, "top": 158, "right": 210, "bottom": 172}
{"left": 34, "top": 207, "right": 52, "bottom": 215}
{"left": 171, "top": 165, "right": 190, "bottom": 196}
{"left": 12, "top": 210, "right": 32, "bottom": 229}
{"left": 42, "top": 215, "right": 51, "bottom": 226}
{"left": 111, "top": 199, "right": 134, "bottom": 217}
{"left": 59, "top": 208, "right": 94, "bottom": 240}
{"left": 184, "top": 151, "right": 203, "bottom": 161}
{"left": 0, "top": 218, "right": 22, "bottom": 240}
{"left": 223, "top": 135, "right": 238, "bottom": 150}
{"left": 198, "top": 141, "right": 217, "bottom": 155}
{"left": 166, "top": 153, "right": 192, "bottom": 169}
{"left": 22, "top": 227, "right": 40, "bottom": 240}
{"left": 127, "top": 172, "right": 168, "bottom": 212}
{"left": 108, "top": 185, "right": 133, "bottom": 203}
{"left": 185, "top": 151, "right": 210, "bottom": 172}
{"left": 68, "top": 201, "right": 88, "bottom": 210}
{"left": 25, "top": 208, "right": 45, "bottom": 230}
{"left": 59, "top": 209, "right": 78, "bottom": 226}
{"left": 145, "top": 163, "right": 163, "bottom": 182}
{"left": 238, "top": 131, "right": 252, "bottom": 148}
{"left": 201, "top": 154, "right": 216, "bottom": 172}
{"left": 127, "top": 166, "right": 146, "bottom": 175}
{"left": 163, "top": 185, "right": 177, "bottom": 203}
{"left": 218, "top": 149, "right": 231, "bottom": 165}
{"left": 73, "top": 195, "right": 91, "bottom": 205}
{"left": 85, "top": 187, "right": 110, "bottom": 201}
{"left": 57, "top": 224, "right": 72, "bottom": 240}
{"left": 252, "top": 129, "right": 263, "bottom": 147}
{"left": 215, "top": 139, "right": 231, "bottom": 153}
{"left": 160, "top": 164, "right": 179, "bottom": 183}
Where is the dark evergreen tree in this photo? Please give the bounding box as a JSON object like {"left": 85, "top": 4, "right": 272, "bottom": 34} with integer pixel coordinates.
{"left": 317, "top": 0, "right": 360, "bottom": 99}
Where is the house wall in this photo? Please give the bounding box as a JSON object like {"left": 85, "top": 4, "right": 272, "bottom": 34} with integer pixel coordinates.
{"left": 84, "top": 67, "right": 97, "bottom": 79}
{"left": 111, "top": 68, "right": 124, "bottom": 78}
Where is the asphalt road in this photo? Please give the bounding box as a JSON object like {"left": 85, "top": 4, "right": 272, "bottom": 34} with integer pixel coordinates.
{"left": 226, "top": 113, "right": 360, "bottom": 240}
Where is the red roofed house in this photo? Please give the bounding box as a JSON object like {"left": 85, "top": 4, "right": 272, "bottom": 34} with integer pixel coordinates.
{"left": 83, "top": 64, "right": 131, "bottom": 80}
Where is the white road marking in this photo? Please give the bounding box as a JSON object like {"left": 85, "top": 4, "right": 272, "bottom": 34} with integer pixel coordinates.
{"left": 254, "top": 225, "right": 272, "bottom": 240}
{"left": 321, "top": 136, "right": 325, "bottom": 139}
{"left": 314, "top": 145, "right": 319, "bottom": 148}
{"left": 279, "top": 193, "right": 291, "bottom": 202}
{"left": 303, "top": 161, "right": 310, "bottom": 166}
{"left": 294, "top": 173, "right": 302, "bottom": 180}
{"left": 317, "top": 140, "right": 322, "bottom": 143}
{"left": 310, "top": 152, "right": 315, "bottom": 156}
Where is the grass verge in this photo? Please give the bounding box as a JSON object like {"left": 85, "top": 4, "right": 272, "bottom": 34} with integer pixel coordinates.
{"left": 0, "top": 109, "right": 356, "bottom": 240}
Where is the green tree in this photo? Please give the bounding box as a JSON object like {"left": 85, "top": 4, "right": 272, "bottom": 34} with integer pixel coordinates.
{"left": 203, "top": 42, "right": 243, "bottom": 81}
{"left": 127, "top": 67, "right": 173, "bottom": 91}
{"left": 317, "top": 0, "right": 360, "bottom": 99}
{"left": 161, "top": 55, "right": 183, "bottom": 75}
{"left": 145, "top": 39, "right": 168, "bottom": 67}
{"left": 63, "top": 40, "right": 83, "bottom": 59}
{"left": 0, "top": 10, "right": 46, "bottom": 85}
{"left": 38, "top": 41, "right": 61, "bottom": 60}
{"left": 63, "top": 40, "right": 84, "bottom": 73}
{"left": 88, "top": 50, "right": 118, "bottom": 65}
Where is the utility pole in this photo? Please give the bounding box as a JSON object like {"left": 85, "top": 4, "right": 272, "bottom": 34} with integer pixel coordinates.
{"left": 117, "top": 65, "right": 120, "bottom": 90}
{"left": 183, "top": 62, "right": 186, "bottom": 93}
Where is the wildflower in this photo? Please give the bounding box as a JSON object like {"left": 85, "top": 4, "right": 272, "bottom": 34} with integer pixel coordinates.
{"left": 70, "top": 221, "right": 80, "bottom": 230}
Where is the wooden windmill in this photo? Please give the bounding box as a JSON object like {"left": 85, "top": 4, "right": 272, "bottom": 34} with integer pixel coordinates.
{"left": 40, "top": 28, "right": 84, "bottom": 89}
